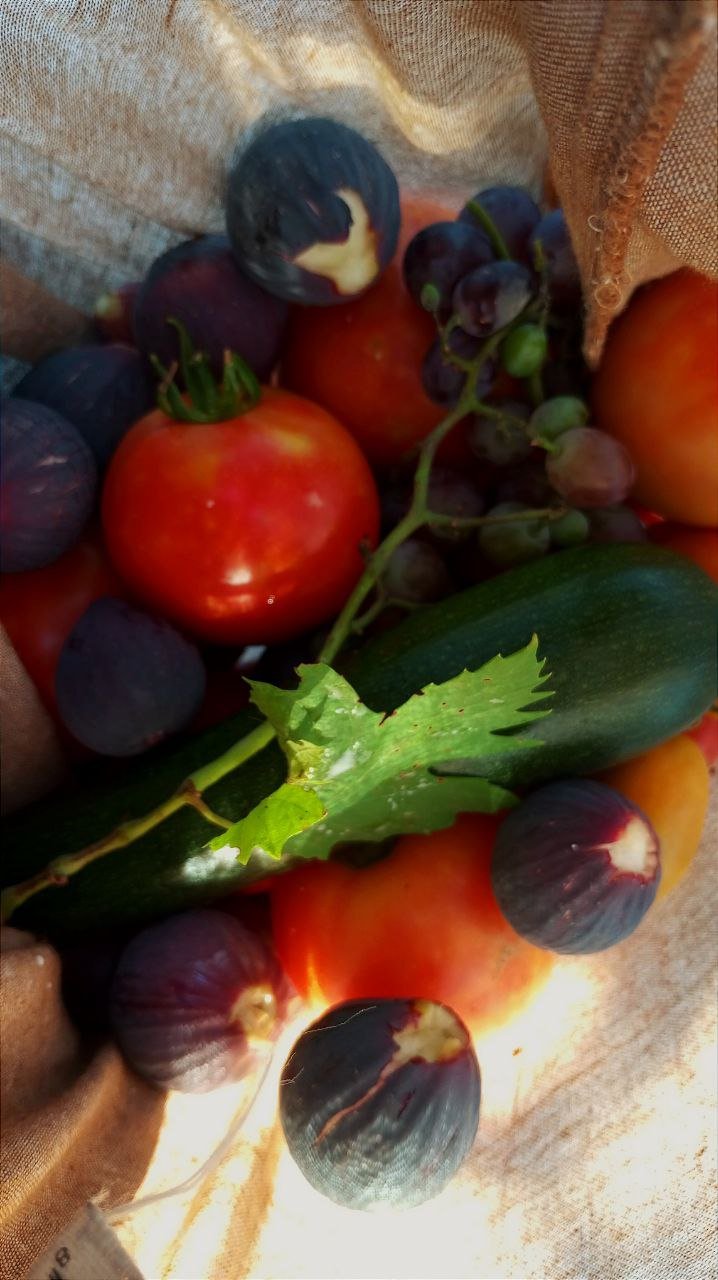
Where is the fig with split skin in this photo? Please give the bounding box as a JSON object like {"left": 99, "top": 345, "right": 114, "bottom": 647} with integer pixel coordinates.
{"left": 279, "top": 997, "right": 481, "bottom": 1211}
{"left": 226, "top": 117, "right": 400, "bottom": 305}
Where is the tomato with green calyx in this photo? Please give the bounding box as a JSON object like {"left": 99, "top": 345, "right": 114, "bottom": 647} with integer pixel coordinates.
{"left": 592, "top": 270, "right": 718, "bottom": 526}
{"left": 0, "top": 528, "right": 123, "bottom": 717}
{"left": 102, "top": 327, "right": 379, "bottom": 646}
{"left": 270, "top": 813, "right": 554, "bottom": 1037}
{"left": 280, "top": 194, "right": 478, "bottom": 468}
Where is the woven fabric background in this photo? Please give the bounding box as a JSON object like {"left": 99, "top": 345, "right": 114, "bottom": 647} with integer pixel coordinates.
{"left": 1, "top": 0, "right": 716, "bottom": 362}
{"left": 0, "top": 2, "right": 716, "bottom": 1277}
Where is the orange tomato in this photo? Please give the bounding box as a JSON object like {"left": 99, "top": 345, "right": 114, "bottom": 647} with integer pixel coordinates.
{"left": 271, "top": 813, "right": 554, "bottom": 1038}
{"left": 281, "top": 193, "right": 475, "bottom": 468}
{"left": 592, "top": 270, "right": 718, "bottom": 526}
{"left": 648, "top": 523, "right": 718, "bottom": 584}
{"left": 602, "top": 734, "right": 710, "bottom": 899}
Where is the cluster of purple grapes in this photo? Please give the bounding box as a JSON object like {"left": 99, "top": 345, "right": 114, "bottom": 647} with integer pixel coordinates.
{"left": 380, "top": 186, "right": 641, "bottom": 600}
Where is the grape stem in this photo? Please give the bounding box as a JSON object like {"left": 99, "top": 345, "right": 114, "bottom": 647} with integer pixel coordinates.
{"left": 465, "top": 200, "right": 511, "bottom": 260}
{"left": 0, "top": 325, "right": 552, "bottom": 923}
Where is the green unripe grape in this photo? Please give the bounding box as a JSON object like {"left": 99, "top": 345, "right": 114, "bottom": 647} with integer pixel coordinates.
{"left": 501, "top": 324, "right": 548, "bottom": 377}
{"left": 420, "top": 282, "right": 442, "bottom": 314}
{"left": 478, "top": 502, "right": 550, "bottom": 568}
{"left": 529, "top": 395, "right": 589, "bottom": 444}
{"left": 550, "top": 508, "right": 590, "bottom": 547}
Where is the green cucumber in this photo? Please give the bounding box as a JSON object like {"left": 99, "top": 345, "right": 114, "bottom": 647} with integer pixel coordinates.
{"left": 3, "top": 544, "right": 716, "bottom": 938}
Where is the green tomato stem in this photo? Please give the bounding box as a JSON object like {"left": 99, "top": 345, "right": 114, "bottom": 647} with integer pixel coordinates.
{"left": 152, "top": 319, "right": 261, "bottom": 423}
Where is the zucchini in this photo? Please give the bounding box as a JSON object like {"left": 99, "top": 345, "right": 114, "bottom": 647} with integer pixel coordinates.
{"left": 3, "top": 544, "right": 716, "bottom": 938}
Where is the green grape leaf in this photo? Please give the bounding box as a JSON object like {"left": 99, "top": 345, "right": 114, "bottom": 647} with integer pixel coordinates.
{"left": 207, "top": 636, "right": 551, "bottom": 866}
{"left": 215, "top": 783, "right": 326, "bottom": 866}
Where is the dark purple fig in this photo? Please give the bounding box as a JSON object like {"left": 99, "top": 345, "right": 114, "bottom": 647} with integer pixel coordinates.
{"left": 491, "top": 779, "right": 660, "bottom": 954}
{"left": 110, "top": 909, "right": 288, "bottom": 1092}
{"left": 14, "top": 344, "right": 152, "bottom": 470}
{"left": 226, "top": 117, "right": 400, "bottom": 305}
{"left": 133, "top": 235, "right": 287, "bottom": 380}
{"left": 55, "top": 597, "right": 206, "bottom": 757}
{"left": 458, "top": 186, "right": 541, "bottom": 263}
{"left": 0, "top": 398, "right": 97, "bottom": 572}
{"left": 94, "top": 282, "right": 140, "bottom": 345}
{"left": 280, "top": 997, "right": 480, "bottom": 1210}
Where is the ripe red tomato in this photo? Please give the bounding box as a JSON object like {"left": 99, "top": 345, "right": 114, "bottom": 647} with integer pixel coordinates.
{"left": 102, "top": 388, "right": 380, "bottom": 645}
{"left": 592, "top": 270, "right": 718, "bottom": 526}
{"left": 270, "top": 813, "right": 554, "bottom": 1037}
{"left": 0, "top": 530, "right": 122, "bottom": 715}
{"left": 281, "top": 194, "right": 475, "bottom": 468}
{"left": 648, "top": 522, "right": 718, "bottom": 584}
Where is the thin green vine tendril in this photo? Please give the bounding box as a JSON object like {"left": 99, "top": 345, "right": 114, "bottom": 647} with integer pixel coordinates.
{"left": 0, "top": 308, "right": 552, "bottom": 921}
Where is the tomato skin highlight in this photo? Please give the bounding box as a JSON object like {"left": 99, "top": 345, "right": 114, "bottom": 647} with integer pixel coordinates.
{"left": 592, "top": 270, "right": 718, "bottom": 526}
{"left": 0, "top": 530, "right": 123, "bottom": 715}
{"left": 101, "top": 388, "right": 380, "bottom": 646}
{"left": 270, "top": 813, "right": 554, "bottom": 1036}
{"left": 281, "top": 195, "right": 476, "bottom": 468}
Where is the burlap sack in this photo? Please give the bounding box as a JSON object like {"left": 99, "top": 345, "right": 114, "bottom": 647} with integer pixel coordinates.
{"left": 1, "top": 2, "right": 716, "bottom": 1277}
